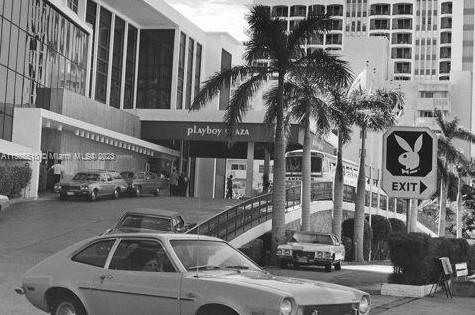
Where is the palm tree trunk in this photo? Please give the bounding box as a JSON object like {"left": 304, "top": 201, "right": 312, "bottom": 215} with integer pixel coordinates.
{"left": 301, "top": 107, "right": 312, "bottom": 231}
{"left": 271, "top": 73, "right": 287, "bottom": 264}
{"left": 354, "top": 127, "right": 367, "bottom": 262}
{"left": 438, "top": 161, "right": 448, "bottom": 237}
{"left": 263, "top": 145, "right": 270, "bottom": 193}
{"left": 332, "top": 133, "right": 344, "bottom": 240}
{"left": 457, "top": 172, "right": 463, "bottom": 238}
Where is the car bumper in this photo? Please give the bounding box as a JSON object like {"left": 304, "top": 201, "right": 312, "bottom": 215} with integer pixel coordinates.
{"left": 59, "top": 190, "right": 90, "bottom": 196}
{"left": 278, "top": 255, "right": 334, "bottom": 265}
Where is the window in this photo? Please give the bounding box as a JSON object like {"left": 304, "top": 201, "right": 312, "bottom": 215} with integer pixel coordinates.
{"left": 86, "top": 0, "right": 97, "bottom": 98}
{"left": 272, "top": 6, "right": 288, "bottom": 17}
{"left": 110, "top": 17, "right": 125, "bottom": 108}
{"left": 185, "top": 38, "right": 194, "bottom": 109}
{"left": 124, "top": 26, "right": 137, "bottom": 109}
{"left": 71, "top": 240, "right": 115, "bottom": 267}
{"left": 231, "top": 164, "right": 246, "bottom": 171}
{"left": 109, "top": 239, "right": 176, "bottom": 272}
{"left": 95, "top": 7, "right": 112, "bottom": 103}
{"left": 219, "top": 49, "right": 232, "bottom": 110}
{"left": 391, "top": 48, "right": 411, "bottom": 59}
{"left": 440, "top": 47, "right": 451, "bottom": 59}
{"left": 67, "top": 0, "right": 79, "bottom": 14}
{"left": 194, "top": 43, "right": 202, "bottom": 101}
{"left": 419, "top": 111, "right": 434, "bottom": 118}
{"left": 309, "top": 5, "right": 325, "bottom": 16}
{"left": 176, "top": 32, "right": 186, "bottom": 109}
{"left": 290, "top": 5, "right": 306, "bottom": 17}
{"left": 137, "top": 30, "right": 175, "bottom": 109}
{"left": 326, "top": 34, "right": 342, "bottom": 45}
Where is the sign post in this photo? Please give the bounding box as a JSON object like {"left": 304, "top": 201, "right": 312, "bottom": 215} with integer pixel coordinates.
{"left": 382, "top": 127, "right": 437, "bottom": 200}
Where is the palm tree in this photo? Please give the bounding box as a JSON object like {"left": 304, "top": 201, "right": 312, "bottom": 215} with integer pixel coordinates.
{"left": 191, "top": 5, "right": 349, "bottom": 260}
{"left": 352, "top": 89, "right": 402, "bottom": 262}
{"left": 328, "top": 89, "right": 354, "bottom": 240}
{"left": 434, "top": 109, "right": 475, "bottom": 236}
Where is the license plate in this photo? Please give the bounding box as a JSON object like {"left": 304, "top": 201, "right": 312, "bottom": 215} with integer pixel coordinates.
{"left": 67, "top": 192, "right": 74, "bottom": 196}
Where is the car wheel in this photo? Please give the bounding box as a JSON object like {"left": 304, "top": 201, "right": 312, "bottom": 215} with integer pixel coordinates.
{"left": 325, "top": 264, "right": 332, "bottom": 272}
{"left": 51, "top": 295, "right": 86, "bottom": 315}
{"left": 154, "top": 188, "right": 160, "bottom": 197}
{"left": 135, "top": 186, "right": 142, "bottom": 198}
{"left": 112, "top": 188, "right": 119, "bottom": 200}
{"left": 89, "top": 190, "right": 98, "bottom": 202}
{"left": 334, "top": 261, "right": 342, "bottom": 271}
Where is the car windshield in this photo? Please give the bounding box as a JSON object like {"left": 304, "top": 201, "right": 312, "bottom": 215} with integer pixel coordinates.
{"left": 170, "top": 240, "right": 261, "bottom": 272}
{"left": 72, "top": 173, "right": 100, "bottom": 181}
{"left": 118, "top": 215, "right": 172, "bottom": 232}
{"left": 290, "top": 232, "right": 333, "bottom": 245}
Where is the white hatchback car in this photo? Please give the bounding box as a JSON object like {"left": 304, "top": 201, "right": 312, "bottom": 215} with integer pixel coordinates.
{"left": 18, "top": 233, "right": 371, "bottom": 315}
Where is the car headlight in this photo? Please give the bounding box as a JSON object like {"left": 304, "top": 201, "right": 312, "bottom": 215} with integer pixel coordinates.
{"left": 280, "top": 298, "right": 293, "bottom": 315}
{"left": 316, "top": 251, "right": 323, "bottom": 258}
{"left": 54, "top": 185, "right": 61, "bottom": 190}
{"left": 80, "top": 184, "right": 89, "bottom": 190}
{"left": 277, "top": 249, "right": 282, "bottom": 255}
{"left": 324, "top": 252, "right": 331, "bottom": 258}
{"left": 284, "top": 249, "right": 292, "bottom": 256}
{"left": 359, "top": 295, "right": 370, "bottom": 314}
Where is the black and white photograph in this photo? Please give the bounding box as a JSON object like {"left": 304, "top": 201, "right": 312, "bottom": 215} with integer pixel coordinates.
{"left": 1, "top": 0, "right": 475, "bottom": 314}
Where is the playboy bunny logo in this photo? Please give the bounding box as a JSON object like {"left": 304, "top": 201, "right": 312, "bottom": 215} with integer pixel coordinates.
{"left": 395, "top": 134, "right": 423, "bottom": 175}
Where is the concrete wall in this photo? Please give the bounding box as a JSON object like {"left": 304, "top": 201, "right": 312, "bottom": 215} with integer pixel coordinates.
{"left": 48, "top": 89, "right": 141, "bottom": 138}
{"left": 194, "top": 158, "right": 216, "bottom": 198}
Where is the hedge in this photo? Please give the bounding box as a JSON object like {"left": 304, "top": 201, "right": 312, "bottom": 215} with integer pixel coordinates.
{"left": 342, "top": 218, "right": 373, "bottom": 261}
{"left": 0, "top": 166, "right": 32, "bottom": 198}
{"left": 388, "top": 218, "right": 406, "bottom": 233}
{"left": 388, "top": 232, "right": 473, "bottom": 285}
{"left": 368, "top": 215, "right": 392, "bottom": 260}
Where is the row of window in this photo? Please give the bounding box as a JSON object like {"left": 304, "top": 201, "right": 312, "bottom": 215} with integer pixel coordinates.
{"left": 176, "top": 33, "right": 203, "bottom": 110}
{"left": 269, "top": 5, "right": 344, "bottom": 18}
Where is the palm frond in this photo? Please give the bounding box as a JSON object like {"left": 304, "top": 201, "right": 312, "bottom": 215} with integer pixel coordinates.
{"left": 453, "top": 127, "right": 475, "bottom": 143}
{"left": 224, "top": 72, "right": 268, "bottom": 137}
{"left": 190, "top": 65, "right": 267, "bottom": 111}
{"left": 287, "top": 13, "right": 331, "bottom": 52}
{"left": 263, "top": 81, "right": 299, "bottom": 126}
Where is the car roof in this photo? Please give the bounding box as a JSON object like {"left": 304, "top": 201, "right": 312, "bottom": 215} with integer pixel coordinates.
{"left": 122, "top": 208, "right": 181, "bottom": 217}
{"left": 97, "top": 232, "right": 220, "bottom": 242}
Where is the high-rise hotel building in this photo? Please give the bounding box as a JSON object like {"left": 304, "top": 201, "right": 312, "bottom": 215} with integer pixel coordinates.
{"left": 256, "top": 0, "right": 475, "bottom": 162}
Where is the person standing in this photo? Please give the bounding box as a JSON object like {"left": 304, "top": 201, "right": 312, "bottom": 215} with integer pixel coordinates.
{"left": 170, "top": 168, "right": 178, "bottom": 196}
{"left": 226, "top": 175, "right": 233, "bottom": 199}
{"left": 50, "top": 160, "right": 64, "bottom": 189}
{"left": 177, "top": 173, "right": 185, "bottom": 197}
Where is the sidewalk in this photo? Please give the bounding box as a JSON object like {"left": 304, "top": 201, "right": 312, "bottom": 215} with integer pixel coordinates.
{"left": 9, "top": 192, "right": 57, "bottom": 205}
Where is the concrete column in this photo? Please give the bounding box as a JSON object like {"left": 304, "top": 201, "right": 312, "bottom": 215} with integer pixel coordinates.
{"left": 246, "top": 142, "right": 254, "bottom": 197}
{"left": 408, "top": 199, "right": 418, "bottom": 233}
{"left": 178, "top": 140, "right": 184, "bottom": 174}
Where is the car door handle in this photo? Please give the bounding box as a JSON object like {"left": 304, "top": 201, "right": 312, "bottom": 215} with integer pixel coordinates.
{"left": 184, "top": 292, "right": 197, "bottom": 299}
{"left": 99, "top": 274, "right": 113, "bottom": 283}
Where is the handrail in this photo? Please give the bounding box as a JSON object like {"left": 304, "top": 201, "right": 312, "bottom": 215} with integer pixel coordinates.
{"left": 186, "top": 185, "right": 302, "bottom": 241}
{"left": 187, "top": 181, "right": 436, "bottom": 241}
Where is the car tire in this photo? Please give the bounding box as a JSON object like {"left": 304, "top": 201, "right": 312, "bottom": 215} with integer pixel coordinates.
{"left": 112, "top": 188, "right": 120, "bottom": 200}
{"left": 51, "top": 294, "right": 87, "bottom": 315}
{"left": 89, "top": 190, "right": 98, "bottom": 202}
{"left": 135, "top": 186, "right": 142, "bottom": 198}
{"left": 154, "top": 188, "right": 160, "bottom": 197}
{"left": 325, "top": 264, "right": 332, "bottom": 272}
{"left": 334, "top": 261, "right": 342, "bottom": 271}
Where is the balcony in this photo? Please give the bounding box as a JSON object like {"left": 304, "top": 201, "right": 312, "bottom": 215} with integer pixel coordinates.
{"left": 441, "top": 17, "right": 452, "bottom": 29}
{"left": 441, "top": 2, "right": 452, "bottom": 15}
{"left": 417, "top": 98, "right": 450, "bottom": 111}
{"left": 370, "top": 4, "right": 390, "bottom": 16}
{"left": 370, "top": 19, "right": 390, "bottom": 30}
{"left": 392, "top": 4, "right": 413, "bottom": 16}
{"left": 392, "top": 19, "right": 412, "bottom": 30}
{"left": 415, "top": 117, "right": 441, "bottom": 131}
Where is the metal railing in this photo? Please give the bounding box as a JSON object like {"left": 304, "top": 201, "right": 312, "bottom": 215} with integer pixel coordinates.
{"left": 187, "top": 185, "right": 302, "bottom": 241}
{"left": 187, "top": 181, "right": 436, "bottom": 242}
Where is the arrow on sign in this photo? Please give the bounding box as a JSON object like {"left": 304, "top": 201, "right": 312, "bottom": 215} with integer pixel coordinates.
{"left": 420, "top": 181, "right": 427, "bottom": 194}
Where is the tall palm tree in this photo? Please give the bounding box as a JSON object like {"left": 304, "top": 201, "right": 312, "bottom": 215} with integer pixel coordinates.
{"left": 191, "top": 5, "right": 349, "bottom": 260}
{"left": 352, "top": 89, "right": 402, "bottom": 262}
{"left": 327, "top": 89, "right": 354, "bottom": 240}
{"left": 434, "top": 109, "right": 475, "bottom": 236}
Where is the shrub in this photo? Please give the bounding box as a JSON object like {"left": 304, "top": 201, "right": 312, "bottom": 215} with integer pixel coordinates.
{"left": 0, "top": 165, "right": 32, "bottom": 198}
{"left": 367, "top": 215, "right": 392, "bottom": 260}
{"left": 342, "top": 218, "right": 373, "bottom": 261}
{"left": 388, "top": 233, "right": 473, "bottom": 285}
{"left": 388, "top": 218, "right": 406, "bottom": 233}
{"left": 341, "top": 236, "right": 353, "bottom": 261}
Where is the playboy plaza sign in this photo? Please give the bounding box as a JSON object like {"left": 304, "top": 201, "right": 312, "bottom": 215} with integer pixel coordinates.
{"left": 382, "top": 126, "right": 438, "bottom": 200}
{"left": 186, "top": 125, "right": 250, "bottom": 137}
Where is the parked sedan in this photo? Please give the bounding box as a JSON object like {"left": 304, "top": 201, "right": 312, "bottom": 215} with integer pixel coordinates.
{"left": 18, "top": 233, "right": 371, "bottom": 315}
{"left": 55, "top": 171, "right": 128, "bottom": 201}
{"left": 277, "top": 231, "right": 345, "bottom": 272}
{"left": 104, "top": 209, "right": 196, "bottom": 234}
{"left": 120, "top": 171, "right": 169, "bottom": 197}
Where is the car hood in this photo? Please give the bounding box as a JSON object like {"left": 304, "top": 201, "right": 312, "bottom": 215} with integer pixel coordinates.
{"left": 195, "top": 271, "right": 365, "bottom": 305}
{"left": 280, "top": 242, "right": 335, "bottom": 251}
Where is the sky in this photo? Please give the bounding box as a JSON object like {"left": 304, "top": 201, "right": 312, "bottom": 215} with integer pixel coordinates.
{"left": 165, "top": 0, "right": 250, "bottom": 42}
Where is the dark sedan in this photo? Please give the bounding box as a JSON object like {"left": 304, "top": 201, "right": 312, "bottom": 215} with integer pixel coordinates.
{"left": 121, "top": 171, "right": 169, "bottom": 197}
